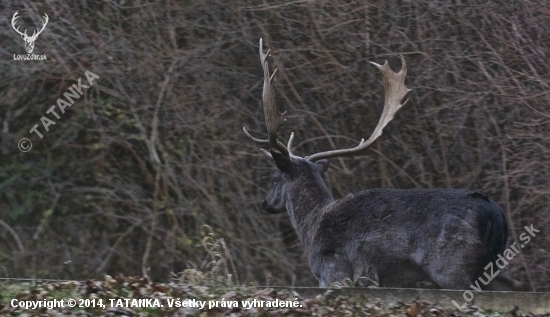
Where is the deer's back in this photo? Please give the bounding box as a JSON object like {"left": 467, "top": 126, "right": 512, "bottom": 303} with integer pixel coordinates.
{"left": 311, "top": 188, "right": 506, "bottom": 276}
{"left": 318, "top": 188, "right": 501, "bottom": 230}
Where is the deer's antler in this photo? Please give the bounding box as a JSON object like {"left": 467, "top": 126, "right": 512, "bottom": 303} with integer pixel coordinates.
{"left": 243, "top": 38, "right": 291, "bottom": 157}
{"left": 305, "top": 56, "right": 410, "bottom": 162}
{"left": 11, "top": 11, "right": 26, "bottom": 37}
{"left": 11, "top": 11, "right": 49, "bottom": 40}
{"left": 244, "top": 39, "right": 410, "bottom": 163}
{"left": 32, "top": 13, "right": 49, "bottom": 40}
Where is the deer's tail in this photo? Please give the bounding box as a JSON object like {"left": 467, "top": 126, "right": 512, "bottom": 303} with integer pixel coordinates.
{"left": 472, "top": 192, "right": 509, "bottom": 264}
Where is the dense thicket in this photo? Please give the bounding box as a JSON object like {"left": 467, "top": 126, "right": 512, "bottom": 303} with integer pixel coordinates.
{"left": 1, "top": 0, "right": 548, "bottom": 290}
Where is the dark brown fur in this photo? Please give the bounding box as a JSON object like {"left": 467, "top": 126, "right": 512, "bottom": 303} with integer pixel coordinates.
{"left": 263, "top": 153, "right": 508, "bottom": 289}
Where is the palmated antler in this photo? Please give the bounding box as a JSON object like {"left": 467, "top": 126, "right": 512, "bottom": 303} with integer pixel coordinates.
{"left": 244, "top": 39, "right": 410, "bottom": 163}
{"left": 243, "top": 38, "right": 291, "bottom": 157}
{"left": 305, "top": 56, "right": 410, "bottom": 162}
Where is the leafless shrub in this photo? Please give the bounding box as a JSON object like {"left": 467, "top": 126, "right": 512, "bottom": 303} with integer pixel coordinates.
{"left": 0, "top": 0, "right": 548, "bottom": 289}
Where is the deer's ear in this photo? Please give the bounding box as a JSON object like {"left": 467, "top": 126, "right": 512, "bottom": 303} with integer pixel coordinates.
{"left": 271, "top": 150, "right": 293, "bottom": 174}
{"left": 315, "top": 159, "right": 330, "bottom": 174}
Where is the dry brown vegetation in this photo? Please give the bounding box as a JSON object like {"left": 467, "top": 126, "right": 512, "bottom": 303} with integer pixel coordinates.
{"left": 2, "top": 276, "right": 547, "bottom": 316}
{"left": 0, "top": 0, "right": 549, "bottom": 291}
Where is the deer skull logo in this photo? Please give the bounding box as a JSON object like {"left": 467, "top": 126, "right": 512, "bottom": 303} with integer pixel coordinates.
{"left": 11, "top": 11, "right": 49, "bottom": 54}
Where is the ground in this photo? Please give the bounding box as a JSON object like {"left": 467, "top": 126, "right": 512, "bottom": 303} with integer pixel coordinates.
{"left": 0, "top": 274, "right": 544, "bottom": 316}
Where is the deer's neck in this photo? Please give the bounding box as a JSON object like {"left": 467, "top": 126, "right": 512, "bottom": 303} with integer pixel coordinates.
{"left": 286, "top": 175, "right": 334, "bottom": 249}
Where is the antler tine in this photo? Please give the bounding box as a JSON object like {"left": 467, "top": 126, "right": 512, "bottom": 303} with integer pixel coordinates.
{"left": 34, "top": 13, "right": 49, "bottom": 37}
{"left": 11, "top": 11, "right": 26, "bottom": 36}
{"left": 11, "top": 11, "right": 49, "bottom": 39}
{"left": 305, "top": 55, "right": 410, "bottom": 162}
{"left": 243, "top": 38, "right": 290, "bottom": 157}
{"left": 242, "top": 126, "right": 270, "bottom": 146}
{"left": 242, "top": 129, "right": 295, "bottom": 158}
{"left": 287, "top": 132, "right": 295, "bottom": 156}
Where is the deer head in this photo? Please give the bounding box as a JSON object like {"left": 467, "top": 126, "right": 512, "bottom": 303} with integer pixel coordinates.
{"left": 12, "top": 11, "right": 49, "bottom": 54}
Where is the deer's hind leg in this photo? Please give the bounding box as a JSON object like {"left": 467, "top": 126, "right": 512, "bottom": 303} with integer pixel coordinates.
{"left": 313, "top": 255, "right": 354, "bottom": 288}
{"left": 421, "top": 218, "right": 485, "bottom": 289}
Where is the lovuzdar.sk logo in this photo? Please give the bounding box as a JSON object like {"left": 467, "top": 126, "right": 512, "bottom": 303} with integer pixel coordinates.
{"left": 11, "top": 10, "right": 48, "bottom": 61}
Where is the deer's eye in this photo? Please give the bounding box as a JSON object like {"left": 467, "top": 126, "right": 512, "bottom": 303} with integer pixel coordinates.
{"left": 273, "top": 176, "right": 280, "bottom": 184}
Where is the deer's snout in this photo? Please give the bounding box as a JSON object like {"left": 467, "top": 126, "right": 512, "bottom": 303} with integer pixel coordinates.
{"left": 261, "top": 199, "right": 286, "bottom": 214}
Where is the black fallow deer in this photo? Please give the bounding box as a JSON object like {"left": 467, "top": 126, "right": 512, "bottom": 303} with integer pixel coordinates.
{"left": 243, "top": 39, "right": 509, "bottom": 289}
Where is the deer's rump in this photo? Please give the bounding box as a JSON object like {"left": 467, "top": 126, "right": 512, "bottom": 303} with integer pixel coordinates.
{"left": 310, "top": 188, "right": 508, "bottom": 289}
